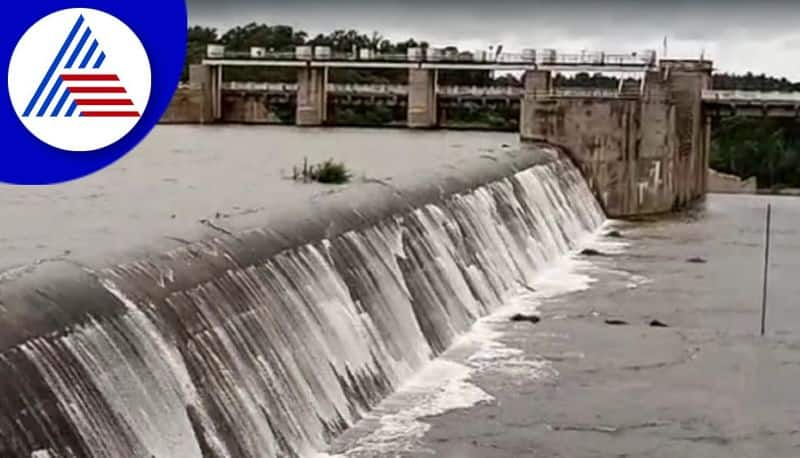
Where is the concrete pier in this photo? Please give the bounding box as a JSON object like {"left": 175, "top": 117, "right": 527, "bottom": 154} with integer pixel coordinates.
{"left": 408, "top": 69, "right": 437, "bottom": 128}
{"left": 297, "top": 67, "right": 328, "bottom": 126}
{"left": 162, "top": 64, "right": 215, "bottom": 123}
{"left": 519, "top": 70, "right": 552, "bottom": 139}
{"left": 520, "top": 60, "right": 712, "bottom": 217}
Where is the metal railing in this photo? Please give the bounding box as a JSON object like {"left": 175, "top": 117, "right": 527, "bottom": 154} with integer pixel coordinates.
{"left": 534, "top": 88, "right": 628, "bottom": 98}
{"left": 703, "top": 90, "right": 800, "bottom": 103}
{"left": 218, "top": 82, "right": 637, "bottom": 99}
{"left": 207, "top": 46, "right": 656, "bottom": 68}
{"left": 222, "top": 82, "right": 522, "bottom": 96}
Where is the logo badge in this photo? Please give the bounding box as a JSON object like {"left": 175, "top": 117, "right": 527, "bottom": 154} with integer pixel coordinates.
{"left": 7, "top": 8, "right": 151, "bottom": 152}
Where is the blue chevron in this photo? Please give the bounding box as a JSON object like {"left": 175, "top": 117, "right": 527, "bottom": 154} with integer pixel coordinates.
{"left": 23, "top": 15, "right": 110, "bottom": 118}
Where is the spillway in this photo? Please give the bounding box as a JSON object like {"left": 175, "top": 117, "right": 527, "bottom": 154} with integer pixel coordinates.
{"left": 0, "top": 149, "right": 604, "bottom": 457}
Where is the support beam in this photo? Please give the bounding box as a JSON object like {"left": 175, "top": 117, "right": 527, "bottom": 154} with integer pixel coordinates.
{"left": 296, "top": 67, "right": 328, "bottom": 126}
{"left": 408, "top": 69, "right": 437, "bottom": 128}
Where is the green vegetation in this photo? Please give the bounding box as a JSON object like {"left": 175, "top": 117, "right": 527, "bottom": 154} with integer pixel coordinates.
{"left": 711, "top": 118, "right": 800, "bottom": 189}
{"left": 294, "top": 158, "right": 352, "bottom": 184}
{"left": 331, "top": 105, "right": 397, "bottom": 126}
{"left": 445, "top": 102, "right": 518, "bottom": 131}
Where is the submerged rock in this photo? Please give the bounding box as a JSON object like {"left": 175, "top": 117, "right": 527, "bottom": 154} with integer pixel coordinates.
{"left": 686, "top": 257, "right": 707, "bottom": 264}
{"left": 510, "top": 313, "right": 541, "bottom": 324}
{"left": 649, "top": 320, "right": 669, "bottom": 328}
{"left": 604, "top": 319, "right": 629, "bottom": 326}
{"left": 580, "top": 248, "right": 604, "bottom": 256}
{"left": 604, "top": 230, "right": 623, "bottom": 238}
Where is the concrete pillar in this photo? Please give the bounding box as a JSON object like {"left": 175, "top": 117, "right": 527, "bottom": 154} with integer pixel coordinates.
{"left": 188, "top": 64, "right": 216, "bottom": 123}
{"left": 519, "top": 70, "right": 552, "bottom": 140}
{"left": 408, "top": 69, "right": 437, "bottom": 128}
{"left": 659, "top": 60, "right": 712, "bottom": 205}
{"left": 296, "top": 67, "right": 327, "bottom": 126}
{"left": 702, "top": 116, "right": 712, "bottom": 193}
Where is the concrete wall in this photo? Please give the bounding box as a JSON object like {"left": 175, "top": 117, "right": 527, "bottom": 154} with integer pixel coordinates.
{"left": 708, "top": 169, "right": 757, "bottom": 194}
{"left": 521, "top": 60, "right": 712, "bottom": 217}
{"left": 296, "top": 67, "right": 327, "bottom": 125}
{"left": 408, "top": 69, "right": 437, "bottom": 127}
{"left": 162, "top": 65, "right": 215, "bottom": 123}
{"left": 221, "top": 92, "right": 288, "bottom": 123}
{"left": 160, "top": 87, "right": 208, "bottom": 123}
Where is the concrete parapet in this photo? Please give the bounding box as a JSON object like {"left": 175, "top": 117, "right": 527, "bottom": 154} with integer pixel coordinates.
{"left": 408, "top": 69, "right": 437, "bottom": 128}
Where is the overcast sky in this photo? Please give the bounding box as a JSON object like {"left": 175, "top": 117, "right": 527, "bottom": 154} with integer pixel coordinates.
{"left": 187, "top": 0, "right": 800, "bottom": 80}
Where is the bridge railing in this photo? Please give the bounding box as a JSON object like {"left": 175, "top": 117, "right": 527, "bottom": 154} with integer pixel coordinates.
{"left": 532, "top": 88, "right": 630, "bottom": 98}
{"left": 206, "top": 45, "right": 657, "bottom": 68}
{"left": 703, "top": 90, "right": 800, "bottom": 103}
{"left": 218, "top": 82, "right": 644, "bottom": 99}
{"left": 221, "top": 82, "right": 524, "bottom": 96}
{"left": 438, "top": 86, "right": 523, "bottom": 96}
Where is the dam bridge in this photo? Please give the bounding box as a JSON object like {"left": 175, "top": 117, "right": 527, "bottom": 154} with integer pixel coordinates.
{"left": 165, "top": 45, "right": 800, "bottom": 217}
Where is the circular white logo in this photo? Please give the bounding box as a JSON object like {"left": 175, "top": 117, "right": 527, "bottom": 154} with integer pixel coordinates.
{"left": 7, "top": 8, "right": 151, "bottom": 152}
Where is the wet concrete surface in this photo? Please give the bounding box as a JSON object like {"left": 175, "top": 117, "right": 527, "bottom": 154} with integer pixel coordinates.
{"left": 413, "top": 194, "right": 800, "bottom": 457}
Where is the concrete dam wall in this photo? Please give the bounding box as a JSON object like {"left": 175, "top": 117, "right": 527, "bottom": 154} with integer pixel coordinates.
{"left": 0, "top": 145, "right": 604, "bottom": 457}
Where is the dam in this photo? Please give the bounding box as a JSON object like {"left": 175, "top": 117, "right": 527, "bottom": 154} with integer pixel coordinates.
{"left": 2, "top": 125, "right": 800, "bottom": 457}
{"left": 0, "top": 127, "right": 605, "bottom": 457}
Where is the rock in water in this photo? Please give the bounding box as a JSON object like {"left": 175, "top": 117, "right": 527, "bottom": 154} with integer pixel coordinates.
{"left": 604, "top": 319, "right": 629, "bottom": 326}
{"left": 686, "top": 257, "right": 707, "bottom": 264}
{"left": 604, "top": 230, "right": 623, "bottom": 238}
{"left": 510, "top": 313, "right": 541, "bottom": 324}
{"left": 580, "top": 248, "right": 604, "bottom": 256}
{"left": 649, "top": 320, "right": 669, "bottom": 328}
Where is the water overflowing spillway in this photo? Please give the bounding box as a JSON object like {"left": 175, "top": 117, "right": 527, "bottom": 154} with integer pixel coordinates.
{"left": 0, "top": 153, "right": 604, "bottom": 457}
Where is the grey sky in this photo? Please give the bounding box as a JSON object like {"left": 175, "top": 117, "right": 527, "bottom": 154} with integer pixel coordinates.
{"left": 187, "top": 1, "right": 800, "bottom": 80}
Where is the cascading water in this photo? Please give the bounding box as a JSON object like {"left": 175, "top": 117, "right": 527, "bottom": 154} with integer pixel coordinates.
{"left": 0, "top": 158, "right": 604, "bottom": 458}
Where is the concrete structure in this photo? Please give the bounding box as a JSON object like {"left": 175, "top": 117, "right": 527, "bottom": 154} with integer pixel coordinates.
{"left": 408, "top": 69, "right": 438, "bottom": 127}
{"left": 520, "top": 60, "right": 713, "bottom": 217}
{"left": 162, "top": 65, "right": 215, "bottom": 123}
{"left": 296, "top": 67, "right": 328, "bottom": 125}
{"left": 195, "top": 46, "right": 655, "bottom": 129}
{"left": 161, "top": 47, "right": 800, "bottom": 217}
{"left": 707, "top": 169, "right": 757, "bottom": 194}
{"left": 703, "top": 90, "right": 800, "bottom": 118}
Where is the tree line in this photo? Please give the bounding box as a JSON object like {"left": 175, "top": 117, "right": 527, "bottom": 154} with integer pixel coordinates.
{"left": 712, "top": 118, "right": 800, "bottom": 189}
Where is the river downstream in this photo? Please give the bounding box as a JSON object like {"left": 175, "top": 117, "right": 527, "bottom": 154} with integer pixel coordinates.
{"left": 333, "top": 194, "right": 800, "bottom": 457}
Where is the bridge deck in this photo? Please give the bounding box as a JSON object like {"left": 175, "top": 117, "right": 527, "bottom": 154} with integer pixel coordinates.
{"left": 703, "top": 90, "right": 800, "bottom": 105}
{"left": 203, "top": 51, "right": 655, "bottom": 73}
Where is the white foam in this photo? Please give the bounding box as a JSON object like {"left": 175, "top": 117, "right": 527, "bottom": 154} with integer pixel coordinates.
{"left": 333, "top": 235, "right": 606, "bottom": 456}
{"left": 344, "top": 359, "right": 493, "bottom": 456}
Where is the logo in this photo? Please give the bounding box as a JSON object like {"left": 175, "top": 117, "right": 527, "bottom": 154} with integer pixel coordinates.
{"left": 8, "top": 8, "right": 151, "bottom": 152}
{"left": 1, "top": 1, "right": 186, "bottom": 184}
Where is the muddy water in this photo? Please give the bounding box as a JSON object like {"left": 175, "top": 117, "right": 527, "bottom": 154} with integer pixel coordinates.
{"left": 332, "top": 194, "right": 800, "bottom": 458}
